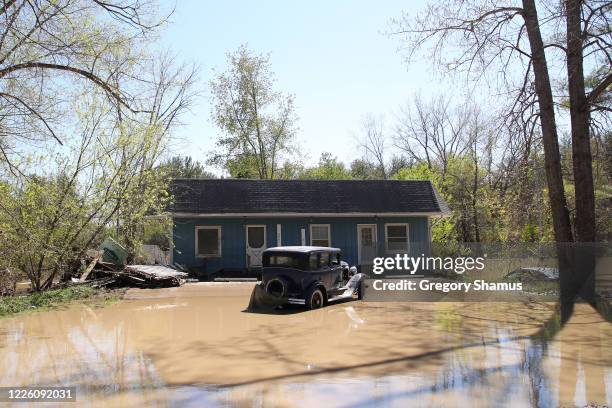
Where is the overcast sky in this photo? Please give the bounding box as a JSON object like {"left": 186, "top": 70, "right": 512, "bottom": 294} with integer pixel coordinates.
{"left": 159, "top": 0, "right": 470, "bottom": 172}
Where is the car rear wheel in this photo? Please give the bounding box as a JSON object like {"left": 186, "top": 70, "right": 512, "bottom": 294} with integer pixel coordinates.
{"left": 307, "top": 288, "right": 325, "bottom": 310}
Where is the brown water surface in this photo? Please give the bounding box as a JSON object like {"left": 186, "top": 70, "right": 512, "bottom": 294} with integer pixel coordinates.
{"left": 0, "top": 282, "right": 610, "bottom": 407}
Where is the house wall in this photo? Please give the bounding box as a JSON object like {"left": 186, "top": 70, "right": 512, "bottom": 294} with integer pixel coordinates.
{"left": 172, "top": 216, "right": 431, "bottom": 276}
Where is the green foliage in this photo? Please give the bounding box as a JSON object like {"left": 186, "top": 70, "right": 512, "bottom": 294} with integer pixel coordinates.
{"left": 299, "top": 153, "right": 352, "bottom": 180}
{"left": 349, "top": 159, "right": 377, "bottom": 180}
{"left": 0, "top": 97, "right": 177, "bottom": 289}
{"left": 209, "top": 45, "right": 298, "bottom": 179}
{"left": 0, "top": 0, "right": 175, "bottom": 172}
{"left": 393, "top": 154, "right": 554, "bottom": 243}
{"left": 0, "top": 286, "right": 96, "bottom": 317}
{"left": 158, "top": 156, "right": 214, "bottom": 179}
{"left": 394, "top": 162, "right": 441, "bottom": 185}
{"left": 225, "top": 153, "right": 262, "bottom": 179}
{"left": 0, "top": 1, "right": 196, "bottom": 290}
{"left": 141, "top": 218, "right": 173, "bottom": 250}
{"left": 559, "top": 133, "right": 612, "bottom": 241}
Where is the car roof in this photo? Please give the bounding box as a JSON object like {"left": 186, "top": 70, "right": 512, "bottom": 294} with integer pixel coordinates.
{"left": 264, "top": 246, "right": 341, "bottom": 254}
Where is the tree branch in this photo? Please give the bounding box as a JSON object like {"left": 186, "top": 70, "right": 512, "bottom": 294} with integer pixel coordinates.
{"left": 0, "top": 92, "right": 62, "bottom": 145}
{"left": 0, "top": 0, "right": 17, "bottom": 15}
{"left": 0, "top": 62, "right": 136, "bottom": 112}
{"left": 586, "top": 72, "right": 612, "bottom": 103}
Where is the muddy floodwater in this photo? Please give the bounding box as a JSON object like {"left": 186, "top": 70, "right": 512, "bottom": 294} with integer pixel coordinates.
{"left": 0, "top": 283, "right": 610, "bottom": 407}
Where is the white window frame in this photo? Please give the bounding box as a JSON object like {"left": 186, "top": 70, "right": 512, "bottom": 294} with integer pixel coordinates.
{"left": 310, "top": 224, "right": 331, "bottom": 247}
{"left": 384, "top": 223, "right": 410, "bottom": 253}
{"left": 195, "top": 226, "right": 222, "bottom": 258}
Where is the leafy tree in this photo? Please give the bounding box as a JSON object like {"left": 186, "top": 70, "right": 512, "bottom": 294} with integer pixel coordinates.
{"left": 299, "top": 153, "right": 352, "bottom": 180}
{"left": 0, "top": 0, "right": 175, "bottom": 174}
{"left": 349, "top": 159, "right": 378, "bottom": 180}
{"left": 209, "top": 45, "right": 298, "bottom": 179}
{"left": 159, "top": 156, "right": 214, "bottom": 179}
{"left": 395, "top": 163, "right": 454, "bottom": 242}
{"left": 0, "top": 58, "right": 194, "bottom": 289}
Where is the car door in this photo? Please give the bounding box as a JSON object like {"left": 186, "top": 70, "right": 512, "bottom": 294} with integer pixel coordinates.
{"left": 329, "top": 252, "right": 343, "bottom": 289}
{"left": 319, "top": 251, "right": 342, "bottom": 291}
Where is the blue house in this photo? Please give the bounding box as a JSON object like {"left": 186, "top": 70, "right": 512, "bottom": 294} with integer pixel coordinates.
{"left": 169, "top": 179, "right": 449, "bottom": 277}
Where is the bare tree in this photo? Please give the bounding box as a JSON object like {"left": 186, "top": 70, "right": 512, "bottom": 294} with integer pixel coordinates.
{"left": 356, "top": 114, "right": 388, "bottom": 179}
{"left": 394, "top": 94, "right": 472, "bottom": 177}
{"left": 391, "top": 0, "right": 611, "bottom": 244}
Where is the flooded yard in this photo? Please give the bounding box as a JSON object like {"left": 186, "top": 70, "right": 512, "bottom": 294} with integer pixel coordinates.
{"left": 0, "top": 283, "right": 610, "bottom": 407}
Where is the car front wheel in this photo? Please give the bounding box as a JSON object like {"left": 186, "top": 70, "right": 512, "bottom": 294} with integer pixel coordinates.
{"left": 307, "top": 288, "right": 325, "bottom": 310}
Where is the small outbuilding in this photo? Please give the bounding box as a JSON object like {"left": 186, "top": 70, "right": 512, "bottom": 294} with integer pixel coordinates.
{"left": 169, "top": 179, "right": 449, "bottom": 277}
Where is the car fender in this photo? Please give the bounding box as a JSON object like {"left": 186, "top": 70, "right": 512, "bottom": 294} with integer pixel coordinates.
{"left": 305, "top": 280, "right": 327, "bottom": 299}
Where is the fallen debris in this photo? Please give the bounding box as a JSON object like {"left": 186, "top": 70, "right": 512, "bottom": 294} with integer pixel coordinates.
{"left": 100, "top": 237, "right": 128, "bottom": 266}
{"left": 69, "top": 248, "right": 188, "bottom": 290}
{"left": 121, "top": 265, "right": 187, "bottom": 287}
{"left": 504, "top": 267, "right": 559, "bottom": 283}
{"left": 80, "top": 252, "right": 102, "bottom": 282}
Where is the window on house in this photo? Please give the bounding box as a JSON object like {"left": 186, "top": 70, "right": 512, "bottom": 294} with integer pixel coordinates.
{"left": 310, "top": 224, "right": 330, "bottom": 247}
{"left": 196, "top": 226, "right": 221, "bottom": 257}
{"left": 385, "top": 224, "right": 409, "bottom": 252}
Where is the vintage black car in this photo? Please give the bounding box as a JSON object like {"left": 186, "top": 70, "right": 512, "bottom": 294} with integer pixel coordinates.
{"left": 248, "top": 246, "right": 364, "bottom": 311}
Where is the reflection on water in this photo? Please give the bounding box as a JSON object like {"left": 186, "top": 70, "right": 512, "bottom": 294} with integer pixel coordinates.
{"left": 0, "top": 283, "right": 610, "bottom": 407}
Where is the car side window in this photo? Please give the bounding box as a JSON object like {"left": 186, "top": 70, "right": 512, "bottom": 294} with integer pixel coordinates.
{"left": 319, "top": 252, "right": 330, "bottom": 268}
{"left": 309, "top": 254, "right": 318, "bottom": 270}
{"left": 330, "top": 253, "right": 340, "bottom": 265}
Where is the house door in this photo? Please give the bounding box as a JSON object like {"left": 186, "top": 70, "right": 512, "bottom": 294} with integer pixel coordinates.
{"left": 246, "top": 225, "right": 266, "bottom": 267}
{"left": 358, "top": 225, "right": 377, "bottom": 266}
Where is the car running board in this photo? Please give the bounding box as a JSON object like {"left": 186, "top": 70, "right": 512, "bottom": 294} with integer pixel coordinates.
{"left": 287, "top": 292, "right": 353, "bottom": 306}
{"left": 328, "top": 292, "right": 355, "bottom": 303}
{"left": 287, "top": 274, "right": 364, "bottom": 306}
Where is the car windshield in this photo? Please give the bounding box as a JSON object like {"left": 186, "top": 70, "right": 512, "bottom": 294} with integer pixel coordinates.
{"left": 264, "top": 253, "right": 306, "bottom": 269}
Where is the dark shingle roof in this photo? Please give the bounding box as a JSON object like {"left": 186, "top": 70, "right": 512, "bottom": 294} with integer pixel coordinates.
{"left": 169, "top": 179, "right": 449, "bottom": 215}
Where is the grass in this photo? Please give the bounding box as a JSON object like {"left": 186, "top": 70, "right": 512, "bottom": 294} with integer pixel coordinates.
{"left": 0, "top": 286, "right": 124, "bottom": 317}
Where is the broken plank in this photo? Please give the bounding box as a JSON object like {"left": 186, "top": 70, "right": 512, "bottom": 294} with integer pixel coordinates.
{"left": 80, "top": 254, "right": 101, "bottom": 282}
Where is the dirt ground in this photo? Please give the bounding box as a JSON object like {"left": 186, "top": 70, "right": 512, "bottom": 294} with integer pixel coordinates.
{"left": 0, "top": 282, "right": 610, "bottom": 407}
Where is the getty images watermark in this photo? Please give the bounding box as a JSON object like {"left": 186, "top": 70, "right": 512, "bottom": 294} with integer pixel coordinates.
{"left": 365, "top": 253, "right": 526, "bottom": 300}
{"left": 372, "top": 253, "right": 486, "bottom": 275}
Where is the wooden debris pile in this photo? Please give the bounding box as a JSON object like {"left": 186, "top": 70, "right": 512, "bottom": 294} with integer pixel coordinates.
{"left": 119, "top": 265, "right": 187, "bottom": 288}
{"left": 73, "top": 249, "right": 188, "bottom": 289}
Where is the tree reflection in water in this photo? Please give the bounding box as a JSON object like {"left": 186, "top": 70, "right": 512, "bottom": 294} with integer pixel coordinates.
{"left": 0, "top": 255, "right": 609, "bottom": 408}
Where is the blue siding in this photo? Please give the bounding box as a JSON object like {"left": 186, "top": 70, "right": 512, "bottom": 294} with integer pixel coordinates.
{"left": 172, "top": 216, "right": 431, "bottom": 274}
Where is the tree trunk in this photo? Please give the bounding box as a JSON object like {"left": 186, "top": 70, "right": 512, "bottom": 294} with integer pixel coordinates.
{"left": 471, "top": 148, "right": 481, "bottom": 243}
{"left": 565, "top": 0, "right": 596, "bottom": 243}
{"left": 565, "top": 0, "right": 596, "bottom": 303}
{"left": 522, "top": 0, "right": 573, "bottom": 243}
